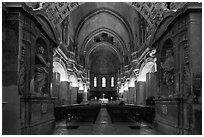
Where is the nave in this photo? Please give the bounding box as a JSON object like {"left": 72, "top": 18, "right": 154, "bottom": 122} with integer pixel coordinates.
{"left": 53, "top": 104, "right": 161, "bottom": 135}
{"left": 2, "top": 2, "right": 202, "bottom": 135}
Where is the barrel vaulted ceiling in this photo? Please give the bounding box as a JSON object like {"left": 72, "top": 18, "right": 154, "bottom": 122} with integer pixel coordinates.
{"left": 26, "top": 2, "right": 187, "bottom": 74}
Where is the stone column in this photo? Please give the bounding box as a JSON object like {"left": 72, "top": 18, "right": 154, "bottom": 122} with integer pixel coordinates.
{"left": 59, "top": 81, "right": 70, "bottom": 105}
{"left": 71, "top": 87, "right": 78, "bottom": 104}
{"left": 52, "top": 72, "right": 60, "bottom": 106}
{"left": 128, "top": 87, "right": 135, "bottom": 104}
{"left": 137, "top": 82, "right": 146, "bottom": 105}
{"left": 83, "top": 92, "right": 87, "bottom": 102}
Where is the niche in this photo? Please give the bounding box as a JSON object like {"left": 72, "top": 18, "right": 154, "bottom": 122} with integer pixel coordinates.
{"left": 34, "top": 38, "right": 50, "bottom": 95}
{"left": 160, "top": 39, "right": 175, "bottom": 97}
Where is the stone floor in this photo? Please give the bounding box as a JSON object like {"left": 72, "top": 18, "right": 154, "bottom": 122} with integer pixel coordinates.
{"left": 52, "top": 106, "right": 162, "bottom": 135}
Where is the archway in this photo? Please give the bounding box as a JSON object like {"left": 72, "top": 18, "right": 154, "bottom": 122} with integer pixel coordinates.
{"left": 137, "top": 58, "right": 157, "bottom": 105}
{"left": 52, "top": 61, "right": 70, "bottom": 106}
{"left": 138, "top": 61, "right": 155, "bottom": 82}
{"left": 53, "top": 61, "right": 68, "bottom": 81}
{"left": 69, "top": 73, "right": 78, "bottom": 87}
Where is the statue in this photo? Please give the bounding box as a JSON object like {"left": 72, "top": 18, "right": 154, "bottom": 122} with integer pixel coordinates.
{"left": 34, "top": 47, "right": 50, "bottom": 95}
{"left": 161, "top": 49, "right": 174, "bottom": 96}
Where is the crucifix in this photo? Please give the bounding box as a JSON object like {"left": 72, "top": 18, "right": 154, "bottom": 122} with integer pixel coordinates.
{"left": 102, "top": 93, "right": 105, "bottom": 99}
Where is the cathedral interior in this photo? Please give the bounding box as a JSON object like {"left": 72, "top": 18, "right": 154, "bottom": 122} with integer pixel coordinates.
{"left": 2, "top": 2, "right": 202, "bottom": 135}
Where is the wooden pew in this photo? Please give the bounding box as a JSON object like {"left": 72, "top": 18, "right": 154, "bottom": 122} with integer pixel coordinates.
{"left": 106, "top": 104, "right": 155, "bottom": 123}
{"left": 106, "top": 104, "right": 141, "bottom": 123}
{"left": 54, "top": 104, "right": 101, "bottom": 124}
{"left": 54, "top": 104, "right": 80, "bottom": 120}
{"left": 136, "top": 105, "right": 155, "bottom": 122}
{"left": 65, "top": 104, "right": 101, "bottom": 124}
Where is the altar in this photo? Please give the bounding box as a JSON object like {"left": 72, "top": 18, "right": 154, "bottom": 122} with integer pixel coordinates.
{"left": 99, "top": 98, "right": 109, "bottom": 104}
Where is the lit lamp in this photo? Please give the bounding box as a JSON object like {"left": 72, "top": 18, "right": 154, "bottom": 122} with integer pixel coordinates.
{"left": 50, "top": 83, "right": 53, "bottom": 96}
{"left": 119, "top": 85, "right": 124, "bottom": 93}
{"left": 84, "top": 85, "right": 87, "bottom": 101}
{"left": 84, "top": 85, "right": 87, "bottom": 93}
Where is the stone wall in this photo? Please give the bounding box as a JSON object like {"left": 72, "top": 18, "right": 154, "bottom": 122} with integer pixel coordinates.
{"left": 152, "top": 3, "right": 202, "bottom": 134}
{"left": 2, "top": 5, "right": 20, "bottom": 134}
{"left": 2, "top": 3, "right": 57, "bottom": 134}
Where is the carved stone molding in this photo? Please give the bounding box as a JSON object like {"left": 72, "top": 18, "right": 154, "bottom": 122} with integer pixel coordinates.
{"left": 18, "top": 40, "right": 27, "bottom": 95}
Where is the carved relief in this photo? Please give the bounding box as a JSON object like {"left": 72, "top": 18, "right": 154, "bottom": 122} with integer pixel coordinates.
{"left": 43, "top": 2, "right": 79, "bottom": 26}
{"left": 183, "top": 43, "right": 191, "bottom": 98}
{"left": 18, "top": 43, "right": 26, "bottom": 95}
{"left": 131, "top": 2, "right": 169, "bottom": 27}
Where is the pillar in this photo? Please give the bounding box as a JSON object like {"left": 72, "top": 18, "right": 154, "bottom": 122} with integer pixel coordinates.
{"left": 71, "top": 87, "right": 78, "bottom": 104}
{"left": 137, "top": 82, "right": 146, "bottom": 105}
{"left": 59, "top": 81, "right": 70, "bottom": 105}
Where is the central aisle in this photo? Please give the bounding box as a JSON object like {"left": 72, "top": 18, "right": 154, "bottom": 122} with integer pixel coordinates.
{"left": 53, "top": 106, "right": 161, "bottom": 135}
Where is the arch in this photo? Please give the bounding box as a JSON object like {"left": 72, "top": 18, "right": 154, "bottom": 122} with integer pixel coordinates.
{"left": 29, "top": 2, "right": 180, "bottom": 46}
{"left": 36, "top": 2, "right": 165, "bottom": 35}
{"left": 53, "top": 56, "right": 68, "bottom": 71}
{"left": 128, "top": 72, "right": 137, "bottom": 87}
{"left": 111, "top": 77, "right": 114, "bottom": 87}
{"left": 69, "top": 72, "right": 78, "bottom": 87}
{"left": 34, "top": 10, "right": 60, "bottom": 44}
{"left": 94, "top": 77, "right": 97, "bottom": 87}
{"left": 102, "top": 77, "right": 106, "bottom": 87}
{"left": 80, "top": 27, "right": 127, "bottom": 56}
{"left": 74, "top": 8, "right": 133, "bottom": 46}
{"left": 85, "top": 41, "right": 123, "bottom": 68}
{"left": 138, "top": 58, "right": 156, "bottom": 82}
{"left": 150, "top": 12, "right": 175, "bottom": 45}
{"left": 53, "top": 60, "right": 68, "bottom": 82}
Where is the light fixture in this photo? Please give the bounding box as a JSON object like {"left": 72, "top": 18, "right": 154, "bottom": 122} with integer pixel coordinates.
{"left": 123, "top": 82, "right": 128, "bottom": 91}
{"left": 84, "top": 85, "right": 87, "bottom": 93}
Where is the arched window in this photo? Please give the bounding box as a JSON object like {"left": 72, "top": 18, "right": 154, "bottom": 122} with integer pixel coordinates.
{"left": 111, "top": 77, "right": 114, "bottom": 87}
{"left": 102, "top": 77, "right": 106, "bottom": 87}
{"left": 94, "top": 77, "right": 97, "bottom": 87}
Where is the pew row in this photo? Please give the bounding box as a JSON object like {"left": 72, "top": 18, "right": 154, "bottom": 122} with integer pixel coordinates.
{"left": 106, "top": 104, "right": 155, "bottom": 123}
{"left": 55, "top": 104, "right": 101, "bottom": 124}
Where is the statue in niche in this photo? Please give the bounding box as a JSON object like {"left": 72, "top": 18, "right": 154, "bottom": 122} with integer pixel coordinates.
{"left": 161, "top": 49, "right": 174, "bottom": 96}
{"left": 34, "top": 46, "right": 50, "bottom": 95}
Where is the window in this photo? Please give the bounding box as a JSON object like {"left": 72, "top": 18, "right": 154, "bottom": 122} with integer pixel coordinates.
{"left": 94, "top": 77, "right": 97, "bottom": 87}
{"left": 111, "top": 77, "right": 114, "bottom": 87}
{"left": 102, "top": 77, "right": 106, "bottom": 87}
